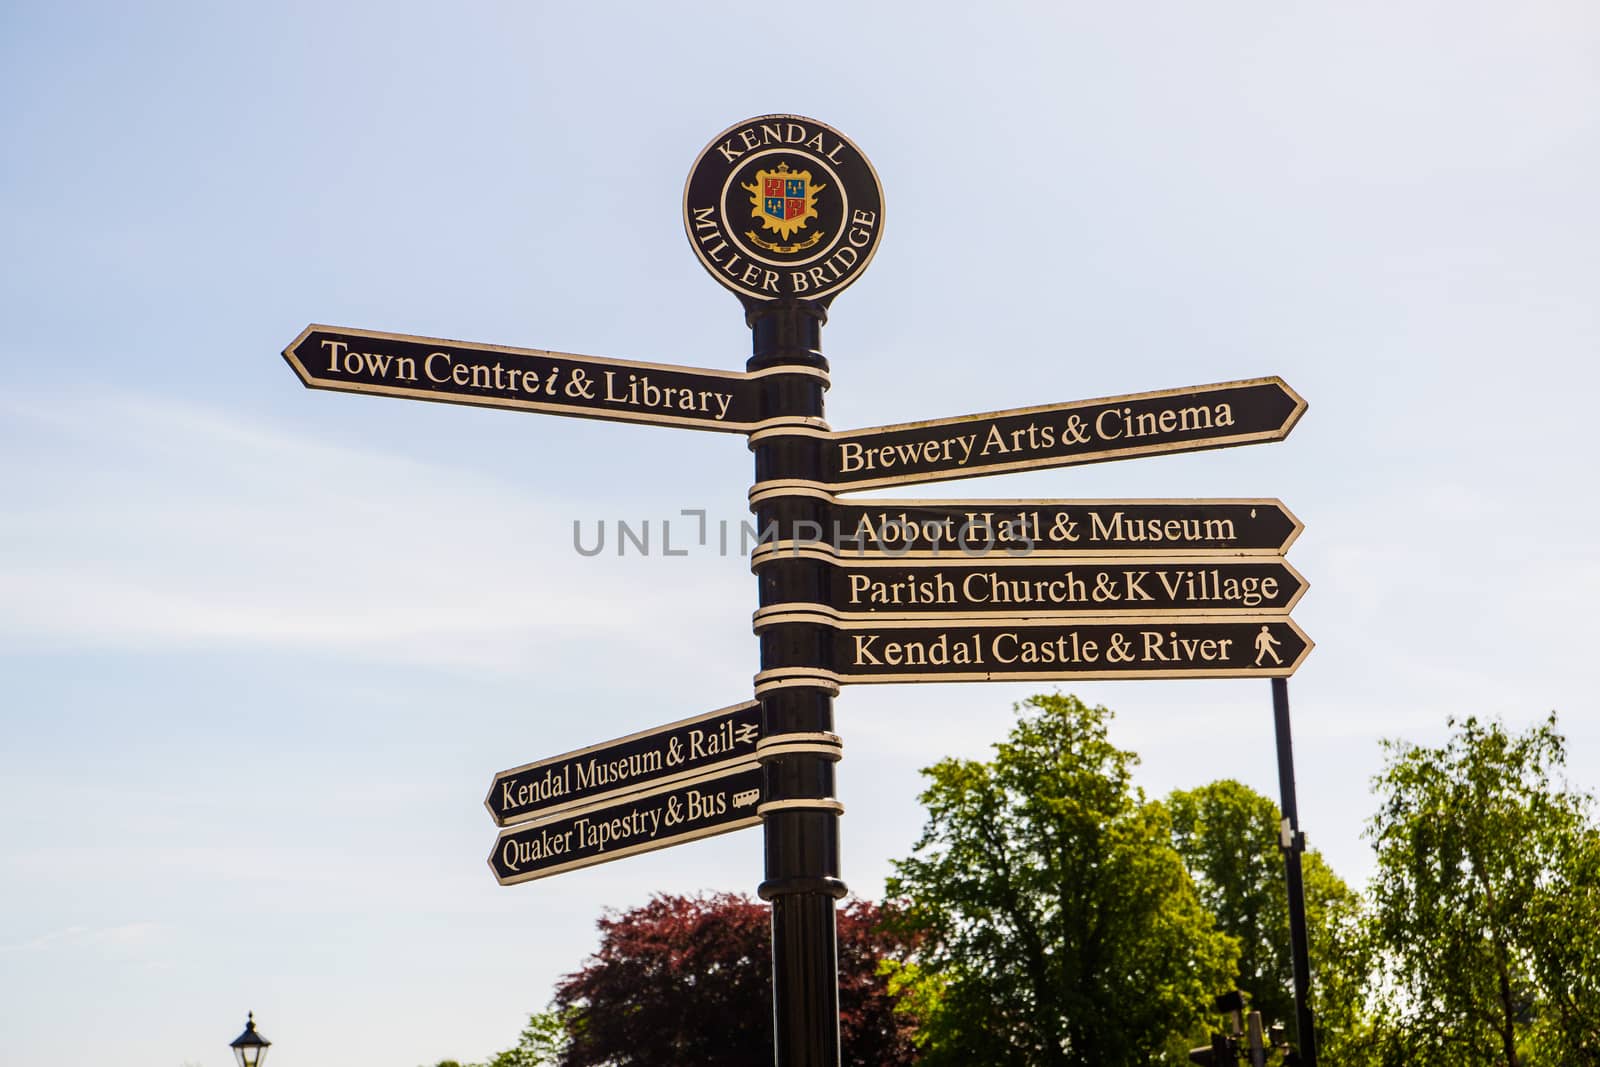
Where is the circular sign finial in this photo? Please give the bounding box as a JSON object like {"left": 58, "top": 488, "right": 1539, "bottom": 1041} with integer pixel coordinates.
{"left": 683, "top": 114, "right": 884, "bottom": 305}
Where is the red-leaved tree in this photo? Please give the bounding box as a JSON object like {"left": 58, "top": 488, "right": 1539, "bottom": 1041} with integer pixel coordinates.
{"left": 551, "top": 893, "right": 918, "bottom": 1066}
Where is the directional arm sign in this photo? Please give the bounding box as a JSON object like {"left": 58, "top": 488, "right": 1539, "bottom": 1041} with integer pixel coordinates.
{"left": 488, "top": 764, "right": 764, "bottom": 885}
{"left": 486, "top": 701, "right": 762, "bottom": 827}
{"left": 815, "top": 498, "right": 1304, "bottom": 557}
{"left": 823, "top": 377, "right": 1305, "bottom": 491}
{"left": 751, "top": 552, "right": 1307, "bottom": 621}
{"left": 745, "top": 494, "right": 1304, "bottom": 558}
{"left": 283, "top": 324, "right": 818, "bottom": 433}
{"left": 754, "top": 615, "right": 1312, "bottom": 687}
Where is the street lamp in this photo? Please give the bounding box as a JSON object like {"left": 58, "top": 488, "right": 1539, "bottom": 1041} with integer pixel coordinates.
{"left": 229, "top": 1012, "right": 271, "bottom": 1067}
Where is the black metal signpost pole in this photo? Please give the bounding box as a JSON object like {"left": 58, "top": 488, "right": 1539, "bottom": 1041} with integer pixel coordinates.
{"left": 679, "top": 114, "right": 885, "bottom": 1067}
{"left": 1272, "top": 677, "right": 1318, "bottom": 1065}
{"left": 746, "top": 300, "right": 845, "bottom": 1067}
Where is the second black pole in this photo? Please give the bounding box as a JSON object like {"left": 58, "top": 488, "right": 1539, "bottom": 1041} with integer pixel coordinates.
{"left": 1271, "top": 677, "right": 1317, "bottom": 1066}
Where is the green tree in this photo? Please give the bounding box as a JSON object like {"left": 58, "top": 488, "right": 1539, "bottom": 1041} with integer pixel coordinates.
{"left": 426, "top": 1008, "right": 569, "bottom": 1067}
{"left": 1168, "top": 779, "right": 1373, "bottom": 1060}
{"left": 486, "top": 1009, "right": 569, "bottom": 1067}
{"left": 1524, "top": 823, "right": 1600, "bottom": 1060}
{"left": 884, "top": 693, "right": 1239, "bottom": 1066}
{"left": 1302, "top": 851, "right": 1378, "bottom": 1063}
{"left": 1365, "top": 713, "right": 1599, "bottom": 1065}
{"left": 1169, "top": 781, "right": 1293, "bottom": 1028}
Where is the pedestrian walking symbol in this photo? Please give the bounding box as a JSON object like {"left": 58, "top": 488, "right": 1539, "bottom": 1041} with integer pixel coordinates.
{"left": 1255, "top": 625, "right": 1283, "bottom": 666}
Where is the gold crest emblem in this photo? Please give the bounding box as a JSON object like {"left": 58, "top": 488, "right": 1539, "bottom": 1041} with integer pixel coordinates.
{"left": 742, "top": 162, "right": 826, "bottom": 252}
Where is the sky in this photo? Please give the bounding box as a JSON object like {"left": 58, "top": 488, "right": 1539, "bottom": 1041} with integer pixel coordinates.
{"left": 3, "top": 1, "right": 1598, "bottom": 1064}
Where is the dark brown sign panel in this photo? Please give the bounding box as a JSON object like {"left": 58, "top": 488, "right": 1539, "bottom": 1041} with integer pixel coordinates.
{"left": 489, "top": 764, "right": 764, "bottom": 886}
{"left": 754, "top": 552, "right": 1306, "bottom": 620}
{"left": 487, "top": 701, "right": 762, "bottom": 827}
{"left": 745, "top": 497, "right": 1304, "bottom": 557}
{"left": 755, "top": 616, "right": 1311, "bottom": 685}
{"left": 823, "top": 378, "right": 1305, "bottom": 491}
{"left": 283, "top": 325, "right": 792, "bottom": 433}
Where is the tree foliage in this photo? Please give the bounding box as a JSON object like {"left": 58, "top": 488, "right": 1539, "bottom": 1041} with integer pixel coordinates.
{"left": 550, "top": 892, "right": 917, "bottom": 1067}
{"left": 1169, "top": 781, "right": 1295, "bottom": 1029}
{"left": 1168, "top": 779, "right": 1371, "bottom": 1058}
{"left": 1301, "top": 848, "right": 1378, "bottom": 1063}
{"left": 442, "top": 707, "right": 1600, "bottom": 1067}
{"left": 426, "top": 1008, "right": 568, "bottom": 1067}
{"left": 1365, "top": 713, "right": 1600, "bottom": 1066}
{"left": 884, "top": 693, "right": 1238, "bottom": 1066}
{"left": 489, "top": 1009, "right": 570, "bottom": 1067}
{"left": 1524, "top": 823, "right": 1600, "bottom": 1060}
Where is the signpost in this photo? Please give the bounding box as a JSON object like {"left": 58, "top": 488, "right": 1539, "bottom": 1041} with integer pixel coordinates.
{"left": 282, "top": 112, "right": 1320, "bottom": 1067}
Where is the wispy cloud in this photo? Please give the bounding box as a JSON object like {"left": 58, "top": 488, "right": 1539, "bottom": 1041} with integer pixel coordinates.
{"left": 0, "top": 922, "right": 161, "bottom": 953}
{"left": 0, "top": 388, "right": 739, "bottom": 672}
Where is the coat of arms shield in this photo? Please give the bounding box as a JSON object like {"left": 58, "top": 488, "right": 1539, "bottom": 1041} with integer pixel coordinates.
{"left": 743, "top": 162, "right": 824, "bottom": 245}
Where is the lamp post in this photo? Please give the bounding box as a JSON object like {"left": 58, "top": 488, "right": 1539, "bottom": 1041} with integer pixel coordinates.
{"left": 229, "top": 1012, "right": 271, "bottom": 1067}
